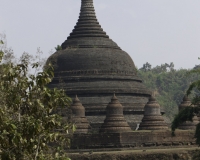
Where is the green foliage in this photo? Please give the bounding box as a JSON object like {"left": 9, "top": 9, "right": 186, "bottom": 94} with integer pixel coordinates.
{"left": 55, "top": 45, "right": 62, "bottom": 51}
{"left": 0, "top": 38, "right": 4, "bottom": 59}
{"left": 192, "top": 150, "right": 200, "bottom": 160}
{"left": 138, "top": 63, "right": 200, "bottom": 120}
{"left": 171, "top": 107, "right": 199, "bottom": 132}
{"left": 170, "top": 65, "right": 200, "bottom": 145}
{"left": 0, "top": 50, "right": 73, "bottom": 159}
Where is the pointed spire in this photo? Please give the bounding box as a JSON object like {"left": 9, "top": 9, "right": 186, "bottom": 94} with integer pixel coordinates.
{"left": 72, "top": 95, "right": 82, "bottom": 107}
{"left": 150, "top": 91, "right": 156, "bottom": 101}
{"left": 61, "top": 0, "right": 120, "bottom": 50}
{"left": 149, "top": 95, "right": 156, "bottom": 102}
{"left": 179, "top": 95, "right": 191, "bottom": 112}
{"left": 72, "top": 95, "right": 85, "bottom": 117}
{"left": 112, "top": 91, "right": 117, "bottom": 100}
{"left": 152, "top": 91, "right": 155, "bottom": 97}
{"left": 74, "top": 94, "right": 79, "bottom": 101}
{"left": 67, "top": 0, "right": 108, "bottom": 40}
{"left": 71, "top": 95, "right": 90, "bottom": 134}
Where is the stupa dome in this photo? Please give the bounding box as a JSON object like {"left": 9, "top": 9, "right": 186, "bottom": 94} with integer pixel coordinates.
{"left": 99, "top": 94, "right": 132, "bottom": 133}
{"left": 48, "top": 0, "right": 139, "bottom": 79}
{"left": 48, "top": 0, "right": 151, "bottom": 130}
{"left": 139, "top": 95, "right": 168, "bottom": 130}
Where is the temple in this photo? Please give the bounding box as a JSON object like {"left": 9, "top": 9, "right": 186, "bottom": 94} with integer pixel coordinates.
{"left": 47, "top": 0, "right": 151, "bottom": 130}
{"left": 47, "top": 0, "right": 199, "bottom": 150}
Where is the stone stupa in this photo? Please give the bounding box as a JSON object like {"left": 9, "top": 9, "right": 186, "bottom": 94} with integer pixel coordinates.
{"left": 139, "top": 95, "right": 168, "bottom": 130}
{"left": 71, "top": 95, "right": 90, "bottom": 134}
{"left": 47, "top": 0, "right": 151, "bottom": 129}
{"left": 179, "top": 95, "right": 192, "bottom": 111}
{"left": 99, "top": 93, "right": 132, "bottom": 133}
{"left": 178, "top": 95, "right": 199, "bottom": 130}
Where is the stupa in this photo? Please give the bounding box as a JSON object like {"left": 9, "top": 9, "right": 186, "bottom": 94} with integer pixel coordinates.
{"left": 178, "top": 95, "right": 199, "bottom": 130}
{"left": 139, "top": 96, "right": 168, "bottom": 130}
{"left": 71, "top": 95, "right": 90, "bottom": 134}
{"left": 178, "top": 95, "right": 192, "bottom": 111}
{"left": 99, "top": 94, "right": 132, "bottom": 133}
{"left": 47, "top": 0, "right": 151, "bottom": 129}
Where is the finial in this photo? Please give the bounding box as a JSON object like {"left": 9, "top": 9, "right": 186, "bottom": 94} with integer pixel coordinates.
{"left": 151, "top": 91, "right": 156, "bottom": 98}
{"left": 111, "top": 91, "right": 118, "bottom": 100}
{"left": 149, "top": 91, "right": 156, "bottom": 102}
{"left": 63, "top": 0, "right": 108, "bottom": 44}
{"left": 74, "top": 94, "right": 80, "bottom": 102}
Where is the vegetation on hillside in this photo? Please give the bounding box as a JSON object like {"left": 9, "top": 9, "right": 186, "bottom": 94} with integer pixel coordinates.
{"left": 0, "top": 34, "right": 73, "bottom": 160}
{"left": 138, "top": 62, "right": 200, "bottom": 120}
{"left": 171, "top": 68, "right": 200, "bottom": 145}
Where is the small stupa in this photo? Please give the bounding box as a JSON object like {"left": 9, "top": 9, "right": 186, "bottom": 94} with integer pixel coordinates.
{"left": 139, "top": 95, "right": 168, "bottom": 130}
{"left": 71, "top": 95, "right": 90, "bottom": 134}
{"left": 99, "top": 93, "right": 132, "bottom": 133}
{"left": 178, "top": 95, "right": 199, "bottom": 130}
{"left": 178, "top": 95, "right": 192, "bottom": 111}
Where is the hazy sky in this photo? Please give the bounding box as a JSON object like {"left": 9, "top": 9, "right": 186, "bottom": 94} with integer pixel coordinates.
{"left": 1, "top": 0, "right": 200, "bottom": 69}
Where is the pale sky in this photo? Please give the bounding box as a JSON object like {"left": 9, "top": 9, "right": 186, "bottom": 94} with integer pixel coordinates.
{"left": 1, "top": 0, "right": 200, "bottom": 69}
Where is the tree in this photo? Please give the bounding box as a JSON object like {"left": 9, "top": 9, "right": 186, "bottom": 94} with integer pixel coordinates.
{"left": 171, "top": 68, "right": 200, "bottom": 145}
{"left": 0, "top": 33, "right": 15, "bottom": 64}
{"left": 139, "top": 62, "right": 152, "bottom": 72}
{"left": 55, "top": 45, "right": 62, "bottom": 51}
{"left": 0, "top": 38, "right": 73, "bottom": 159}
{"left": 138, "top": 63, "right": 200, "bottom": 121}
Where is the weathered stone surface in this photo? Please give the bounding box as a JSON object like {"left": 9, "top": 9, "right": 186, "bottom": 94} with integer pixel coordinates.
{"left": 179, "top": 95, "right": 191, "bottom": 111}
{"left": 178, "top": 95, "right": 199, "bottom": 130}
{"left": 47, "top": 0, "right": 151, "bottom": 129}
{"left": 71, "top": 95, "right": 90, "bottom": 134}
{"left": 99, "top": 94, "right": 132, "bottom": 133}
{"left": 139, "top": 96, "right": 168, "bottom": 130}
{"left": 71, "top": 130, "right": 196, "bottom": 149}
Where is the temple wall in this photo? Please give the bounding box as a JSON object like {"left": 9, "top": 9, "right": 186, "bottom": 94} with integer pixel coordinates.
{"left": 71, "top": 130, "right": 196, "bottom": 149}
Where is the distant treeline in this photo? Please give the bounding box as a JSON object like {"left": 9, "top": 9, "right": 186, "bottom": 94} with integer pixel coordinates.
{"left": 138, "top": 62, "right": 200, "bottom": 121}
